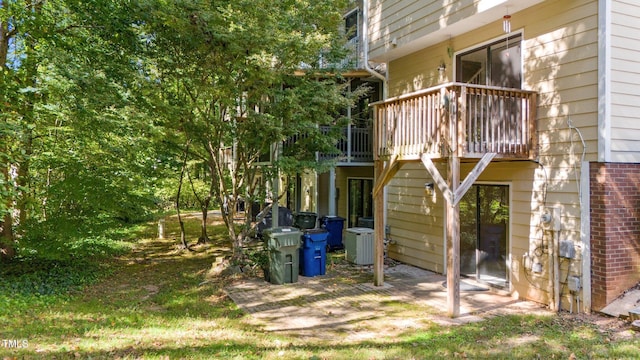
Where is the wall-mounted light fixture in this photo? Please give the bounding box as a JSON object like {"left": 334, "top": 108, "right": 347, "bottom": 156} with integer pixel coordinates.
{"left": 425, "top": 182, "right": 435, "bottom": 196}
{"left": 437, "top": 62, "right": 446, "bottom": 77}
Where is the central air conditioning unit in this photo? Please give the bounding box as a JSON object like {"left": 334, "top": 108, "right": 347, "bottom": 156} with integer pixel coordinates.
{"left": 344, "top": 227, "right": 375, "bottom": 265}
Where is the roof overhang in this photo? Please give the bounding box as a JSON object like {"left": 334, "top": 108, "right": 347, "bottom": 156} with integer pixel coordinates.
{"left": 369, "top": 0, "right": 546, "bottom": 63}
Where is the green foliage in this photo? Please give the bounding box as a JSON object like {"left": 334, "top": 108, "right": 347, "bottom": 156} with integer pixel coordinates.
{"left": 18, "top": 215, "right": 135, "bottom": 262}
{"left": 0, "top": 258, "right": 102, "bottom": 297}
{"left": 0, "top": 213, "right": 139, "bottom": 315}
{"left": 244, "top": 246, "right": 269, "bottom": 269}
{"left": 1, "top": 0, "right": 169, "bottom": 252}
{"left": 1, "top": 0, "right": 359, "bottom": 263}
{"left": 2, "top": 225, "right": 128, "bottom": 313}
{"left": 0, "top": 258, "right": 114, "bottom": 319}
{"left": 134, "top": 0, "right": 356, "bottom": 257}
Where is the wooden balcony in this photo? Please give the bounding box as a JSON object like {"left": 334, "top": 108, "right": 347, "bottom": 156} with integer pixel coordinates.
{"left": 373, "top": 83, "right": 538, "bottom": 161}
{"left": 283, "top": 125, "right": 373, "bottom": 164}
{"left": 319, "top": 126, "right": 373, "bottom": 163}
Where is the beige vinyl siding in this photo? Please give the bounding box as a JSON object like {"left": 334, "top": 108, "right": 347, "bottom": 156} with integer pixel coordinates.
{"left": 610, "top": 0, "right": 640, "bottom": 162}
{"left": 385, "top": 160, "right": 583, "bottom": 305}
{"left": 387, "top": 41, "right": 451, "bottom": 96}
{"left": 369, "top": 1, "right": 462, "bottom": 58}
{"left": 385, "top": 161, "right": 549, "bottom": 300}
{"left": 383, "top": 0, "right": 598, "bottom": 305}
{"left": 386, "top": 0, "right": 600, "bottom": 159}
{"left": 525, "top": 0, "right": 599, "bottom": 161}
{"left": 386, "top": 162, "right": 446, "bottom": 273}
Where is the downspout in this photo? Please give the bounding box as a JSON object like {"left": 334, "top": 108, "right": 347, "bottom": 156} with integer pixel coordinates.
{"left": 362, "top": 0, "right": 387, "bottom": 98}
{"left": 580, "top": 161, "right": 591, "bottom": 313}
{"left": 362, "top": 0, "right": 388, "bottom": 223}
{"left": 363, "top": 0, "right": 388, "bottom": 287}
{"left": 553, "top": 229, "right": 560, "bottom": 311}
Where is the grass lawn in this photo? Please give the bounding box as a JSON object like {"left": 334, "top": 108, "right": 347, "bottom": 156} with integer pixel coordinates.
{"left": 1, "top": 212, "right": 639, "bottom": 359}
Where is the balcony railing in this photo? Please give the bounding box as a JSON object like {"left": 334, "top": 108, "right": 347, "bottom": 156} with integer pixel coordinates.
{"left": 373, "top": 83, "right": 537, "bottom": 160}
{"left": 319, "top": 125, "right": 373, "bottom": 163}
{"left": 282, "top": 125, "right": 374, "bottom": 164}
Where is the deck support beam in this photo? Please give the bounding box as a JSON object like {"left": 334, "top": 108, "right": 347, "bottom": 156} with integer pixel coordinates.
{"left": 373, "top": 160, "right": 385, "bottom": 286}
{"left": 446, "top": 155, "right": 461, "bottom": 317}
{"left": 372, "top": 154, "right": 401, "bottom": 287}
{"left": 420, "top": 152, "right": 496, "bottom": 317}
{"left": 372, "top": 154, "right": 399, "bottom": 197}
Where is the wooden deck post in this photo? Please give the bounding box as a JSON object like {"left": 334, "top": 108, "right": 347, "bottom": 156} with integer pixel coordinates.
{"left": 371, "top": 83, "right": 532, "bottom": 317}
{"left": 421, "top": 152, "right": 494, "bottom": 318}
{"left": 372, "top": 104, "right": 385, "bottom": 287}
{"left": 446, "top": 155, "right": 461, "bottom": 318}
{"left": 447, "top": 86, "right": 461, "bottom": 318}
{"left": 373, "top": 159, "right": 384, "bottom": 286}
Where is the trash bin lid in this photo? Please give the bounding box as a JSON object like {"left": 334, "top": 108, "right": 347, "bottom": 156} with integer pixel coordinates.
{"left": 346, "top": 227, "right": 375, "bottom": 234}
{"left": 321, "top": 215, "right": 345, "bottom": 221}
{"left": 303, "top": 228, "right": 327, "bottom": 234}
{"left": 302, "top": 229, "right": 329, "bottom": 243}
{"left": 264, "top": 226, "right": 302, "bottom": 248}
{"left": 264, "top": 226, "right": 300, "bottom": 234}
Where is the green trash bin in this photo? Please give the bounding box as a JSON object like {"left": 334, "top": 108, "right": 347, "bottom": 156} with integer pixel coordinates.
{"left": 263, "top": 227, "right": 302, "bottom": 284}
{"left": 294, "top": 212, "right": 317, "bottom": 230}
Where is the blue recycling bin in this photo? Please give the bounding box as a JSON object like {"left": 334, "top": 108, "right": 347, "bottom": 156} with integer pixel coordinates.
{"left": 299, "top": 229, "right": 328, "bottom": 277}
{"left": 320, "top": 216, "right": 345, "bottom": 251}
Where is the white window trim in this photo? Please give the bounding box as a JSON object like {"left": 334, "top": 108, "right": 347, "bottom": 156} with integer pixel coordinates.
{"left": 453, "top": 29, "right": 525, "bottom": 90}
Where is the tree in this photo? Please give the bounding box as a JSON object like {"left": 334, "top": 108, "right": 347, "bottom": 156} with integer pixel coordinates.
{"left": 1, "top": 0, "right": 162, "bottom": 261}
{"left": 1, "top": 0, "right": 48, "bottom": 259}
{"left": 139, "top": 0, "right": 353, "bottom": 260}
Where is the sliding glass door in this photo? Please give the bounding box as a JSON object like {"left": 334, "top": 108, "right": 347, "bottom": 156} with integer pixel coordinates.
{"left": 459, "top": 184, "right": 509, "bottom": 288}
{"left": 347, "top": 178, "right": 373, "bottom": 228}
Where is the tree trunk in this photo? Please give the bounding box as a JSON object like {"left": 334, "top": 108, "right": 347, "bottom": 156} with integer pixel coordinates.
{"left": 0, "top": 16, "right": 10, "bottom": 67}
{"left": 15, "top": 109, "right": 34, "bottom": 229}
{"left": 197, "top": 200, "right": 209, "bottom": 244}
{"left": 0, "top": 210, "right": 16, "bottom": 261}
{"left": 176, "top": 181, "right": 188, "bottom": 249}
{"left": 0, "top": 1, "right": 42, "bottom": 258}
{"left": 176, "top": 139, "right": 192, "bottom": 251}
{"left": 0, "top": 165, "right": 15, "bottom": 261}
{"left": 0, "top": 3, "right": 15, "bottom": 261}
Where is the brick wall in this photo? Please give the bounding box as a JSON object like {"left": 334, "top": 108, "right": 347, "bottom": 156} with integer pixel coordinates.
{"left": 590, "top": 162, "right": 640, "bottom": 310}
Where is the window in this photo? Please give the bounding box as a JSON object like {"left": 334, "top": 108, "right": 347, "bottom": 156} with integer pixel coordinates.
{"left": 350, "top": 78, "right": 380, "bottom": 128}
{"left": 345, "top": 9, "right": 358, "bottom": 42}
{"left": 456, "top": 34, "right": 522, "bottom": 89}
{"left": 347, "top": 178, "right": 373, "bottom": 228}
{"left": 459, "top": 184, "right": 509, "bottom": 288}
